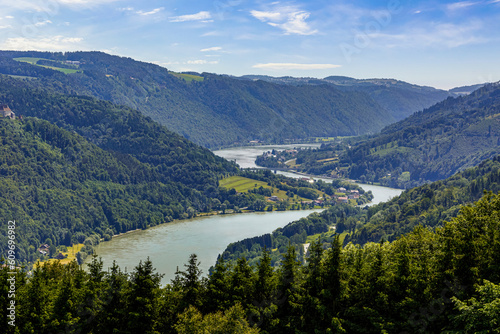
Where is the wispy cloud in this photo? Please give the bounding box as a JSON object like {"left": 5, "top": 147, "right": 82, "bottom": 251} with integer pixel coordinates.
{"left": 0, "top": 0, "right": 120, "bottom": 11}
{"left": 137, "top": 7, "right": 164, "bottom": 16}
{"left": 250, "top": 6, "right": 318, "bottom": 35}
{"left": 34, "top": 20, "right": 52, "bottom": 27}
{"left": 169, "top": 11, "right": 212, "bottom": 23}
{"left": 253, "top": 63, "right": 341, "bottom": 70}
{"left": 57, "top": 0, "right": 120, "bottom": 6}
{"left": 200, "top": 46, "right": 222, "bottom": 52}
{"left": 367, "top": 20, "right": 488, "bottom": 49}
{"left": 187, "top": 60, "right": 219, "bottom": 65}
{"left": 2, "top": 36, "right": 84, "bottom": 51}
{"left": 447, "top": 1, "right": 482, "bottom": 11}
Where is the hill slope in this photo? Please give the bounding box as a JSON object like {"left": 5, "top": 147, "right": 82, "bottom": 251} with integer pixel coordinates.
{"left": 0, "top": 51, "right": 393, "bottom": 147}
{"left": 0, "top": 74, "right": 283, "bottom": 264}
{"left": 223, "top": 155, "right": 500, "bottom": 266}
{"left": 277, "top": 83, "right": 500, "bottom": 188}
{"left": 241, "top": 75, "right": 455, "bottom": 121}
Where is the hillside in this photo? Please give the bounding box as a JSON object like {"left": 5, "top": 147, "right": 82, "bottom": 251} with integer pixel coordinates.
{"left": 0, "top": 74, "right": 297, "bottom": 265}
{"left": 271, "top": 83, "right": 500, "bottom": 188}
{"left": 223, "top": 155, "right": 500, "bottom": 267}
{"left": 0, "top": 51, "right": 393, "bottom": 147}
{"left": 241, "top": 74, "right": 455, "bottom": 121}
{"left": 3, "top": 190, "right": 500, "bottom": 333}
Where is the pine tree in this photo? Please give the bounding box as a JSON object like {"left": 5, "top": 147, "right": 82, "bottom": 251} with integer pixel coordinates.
{"left": 126, "top": 257, "right": 162, "bottom": 334}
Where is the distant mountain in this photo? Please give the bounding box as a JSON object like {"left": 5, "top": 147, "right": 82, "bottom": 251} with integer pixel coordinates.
{"left": 449, "top": 83, "right": 487, "bottom": 95}
{"left": 289, "top": 82, "right": 500, "bottom": 188}
{"left": 241, "top": 75, "right": 457, "bottom": 121}
{"left": 0, "top": 51, "right": 394, "bottom": 148}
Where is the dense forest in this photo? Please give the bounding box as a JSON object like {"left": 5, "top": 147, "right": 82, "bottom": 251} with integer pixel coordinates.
{"left": 1, "top": 76, "right": 360, "bottom": 266}
{"left": 240, "top": 75, "right": 457, "bottom": 121}
{"left": 0, "top": 51, "right": 396, "bottom": 147}
{"left": 224, "top": 156, "right": 500, "bottom": 266}
{"left": 264, "top": 83, "right": 500, "bottom": 188}
{"left": 2, "top": 191, "right": 500, "bottom": 333}
{"left": 0, "top": 113, "right": 343, "bottom": 266}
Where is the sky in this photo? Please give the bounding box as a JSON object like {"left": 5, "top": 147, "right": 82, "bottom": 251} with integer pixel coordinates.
{"left": 0, "top": 0, "right": 499, "bottom": 89}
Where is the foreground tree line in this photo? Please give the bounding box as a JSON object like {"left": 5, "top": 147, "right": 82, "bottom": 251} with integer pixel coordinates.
{"left": 2, "top": 192, "right": 500, "bottom": 333}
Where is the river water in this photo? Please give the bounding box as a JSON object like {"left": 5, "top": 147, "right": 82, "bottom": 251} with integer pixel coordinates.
{"left": 215, "top": 145, "right": 403, "bottom": 206}
{"left": 88, "top": 209, "right": 322, "bottom": 284}
{"left": 87, "top": 144, "right": 402, "bottom": 283}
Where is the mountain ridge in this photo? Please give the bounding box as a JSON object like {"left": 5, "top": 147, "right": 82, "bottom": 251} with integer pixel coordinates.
{"left": 0, "top": 50, "right": 395, "bottom": 148}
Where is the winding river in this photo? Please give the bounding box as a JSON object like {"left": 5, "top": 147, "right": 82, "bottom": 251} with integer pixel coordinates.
{"left": 86, "top": 144, "right": 402, "bottom": 284}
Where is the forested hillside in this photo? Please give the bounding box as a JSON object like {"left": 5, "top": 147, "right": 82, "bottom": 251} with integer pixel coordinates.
{"left": 241, "top": 75, "right": 455, "bottom": 121}
{"left": 0, "top": 51, "right": 393, "bottom": 147}
{"left": 274, "top": 83, "right": 500, "bottom": 188}
{"left": 0, "top": 116, "right": 252, "bottom": 265}
{"left": 225, "top": 156, "right": 500, "bottom": 265}
{"left": 1, "top": 73, "right": 324, "bottom": 265}
{"left": 2, "top": 191, "right": 500, "bottom": 333}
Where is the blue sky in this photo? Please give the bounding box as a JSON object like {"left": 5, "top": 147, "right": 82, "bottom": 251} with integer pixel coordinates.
{"left": 0, "top": 0, "right": 499, "bottom": 89}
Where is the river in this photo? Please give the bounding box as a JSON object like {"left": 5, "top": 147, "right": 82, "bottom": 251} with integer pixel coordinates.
{"left": 215, "top": 145, "right": 403, "bottom": 206}
{"left": 88, "top": 209, "right": 322, "bottom": 284}
{"left": 86, "top": 144, "right": 402, "bottom": 283}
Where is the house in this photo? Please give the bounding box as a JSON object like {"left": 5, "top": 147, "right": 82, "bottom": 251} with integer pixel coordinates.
{"left": 269, "top": 195, "right": 280, "bottom": 201}
{"left": 55, "top": 253, "right": 66, "bottom": 260}
{"left": 337, "top": 196, "right": 348, "bottom": 204}
{"left": 337, "top": 187, "right": 346, "bottom": 193}
{"left": 0, "top": 104, "right": 15, "bottom": 119}
{"left": 38, "top": 244, "right": 49, "bottom": 255}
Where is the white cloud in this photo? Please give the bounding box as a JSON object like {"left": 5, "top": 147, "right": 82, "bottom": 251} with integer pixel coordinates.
{"left": 367, "top": 20, "right": 487, "bottom": 48}
{"left": 3, "top": 36, "right": 84, "bottom": 51}
{"left": 0, "top": 25, "right": 12, "bottom": 29}
{"left": 253, "top": 63, "right": 341, "bottom": 70}
{"left": 200, "top": 46, "right": 222, "bottom": 52}
{"left": 187, "top": 60, "right": 219, "bottom": 65}
{"left": 0, "top": 0, "right": 120, "bottom": 12}
{"left": 251, "top": 10, "right": 283, "bottom": 21}
{"left": 250, "top": 6, "right": 317, "bottom": 35}
{"left": 169, "top": 11, "right": 212, "bottom": 22}
{"left": 34, "top": 20, "right": 52, "bottom": 27}
{"left": 137, "top": 7, "right": 164, "bottom": 16}
{"left": 57, "top": 0, "right": 120, "bottom": 6}
{"left": 447, "top": 1, "right": 481, "bottom": 11}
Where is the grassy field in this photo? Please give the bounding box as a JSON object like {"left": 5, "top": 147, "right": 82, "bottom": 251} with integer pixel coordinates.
{"left": 14, "top": 57, "right": 81, "bottom": 74}
{"left": 169, "top": 72, "right": 204, "bottom": 82}
{"left": 7, "top": 74, "right": 37, "bottom": 80}
{"left": 317, "top": 157, "right": 338, "bottom": 163}
{"left": 13, "top": 57, "right": 42, "bottom": 64}
{"left": 34, "top": 243, "right": 84, "bottom": 267}
{"left": 219, "top": 175, "right": 322, "bottom": 203}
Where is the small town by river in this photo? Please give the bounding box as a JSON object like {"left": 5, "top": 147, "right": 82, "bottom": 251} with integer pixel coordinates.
{"left": 86, "top": 144, "right": 403, "bottom": 284}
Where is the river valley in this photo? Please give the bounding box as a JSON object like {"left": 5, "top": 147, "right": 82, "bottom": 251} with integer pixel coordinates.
{"left": 87, "top": 144, "right": 403, "bottom": 284}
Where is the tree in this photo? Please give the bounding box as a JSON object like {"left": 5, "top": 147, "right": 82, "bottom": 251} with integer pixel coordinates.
{"left": 176, "top": 254, "right": 203, "bottom": 310}
{"left": 450, "top": 280, "right": 500, "bottom": 333}
{"left": 251, "top": 248, "right": 278, "bottom": 330}
{"left": 174, "top": 304, "right": 260, "bottom": 334}
{"left": 275, "top": 244, "right": 301, "bottom": 333}
{"left": 126, "top": 258, "right": 162, "bottom": 334}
